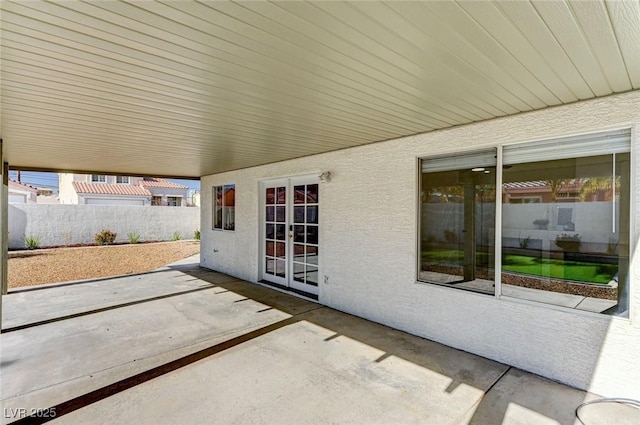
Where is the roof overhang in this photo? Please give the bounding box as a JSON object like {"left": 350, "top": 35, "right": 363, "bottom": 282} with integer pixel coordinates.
{"left": 1, "top": 1, "right": 639, "bottom": 177}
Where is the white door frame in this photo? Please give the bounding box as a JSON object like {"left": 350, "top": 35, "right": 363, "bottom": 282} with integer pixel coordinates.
{"left": 259, "top": 175, "right": 320, "bottom": 297}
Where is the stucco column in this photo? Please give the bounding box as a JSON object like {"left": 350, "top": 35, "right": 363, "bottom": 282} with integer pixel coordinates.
{"left": 0, "top": 144, "right": 7, "bottom": 331}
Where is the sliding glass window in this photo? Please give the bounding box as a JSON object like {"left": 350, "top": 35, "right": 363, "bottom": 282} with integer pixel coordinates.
{"left": 419, "top": 150, "right": 497, "bottom": 294}
{"left": 418, "top": 129, "right": 631, "bottom": 317}
{"left": 501, "top": 130, "right": 630, "bottom": 316}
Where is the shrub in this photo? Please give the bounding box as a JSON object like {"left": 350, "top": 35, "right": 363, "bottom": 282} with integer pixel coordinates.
{"left": 95, "top": 229, "right": 117, "bottom": 245}
{"left": 194, "top": 229, "right": 201, "bottom": 241}
{"left": 519, "top": 235, "right": 531, "bottom": 249}
{"left": 172, "top": 231, "right": 181, "bottom": 241}
{"left": 127, "top": 232, "right": 141, "bottom": 244}
{"left": 555, "top": 233, "right": 581, "bottom": 252}
{"left": 24, "top": 234, "right": 41, "bottom": 250}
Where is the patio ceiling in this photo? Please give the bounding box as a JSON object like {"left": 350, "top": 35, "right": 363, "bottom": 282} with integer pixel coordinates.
{"left": 1, "top": 1, "right": 639, "bottom": 178}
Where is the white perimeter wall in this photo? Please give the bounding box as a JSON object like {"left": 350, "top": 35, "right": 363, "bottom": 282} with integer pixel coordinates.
{"left": 201, "top": 91, "right": 640, "bottom": 399}
{"left": 9, "top": 204, "right": 200, "bottom": 249}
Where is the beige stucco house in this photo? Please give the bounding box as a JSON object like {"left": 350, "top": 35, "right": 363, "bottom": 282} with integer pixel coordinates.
{"left": 58, "top": 174, "right": 188, "bottom": 206}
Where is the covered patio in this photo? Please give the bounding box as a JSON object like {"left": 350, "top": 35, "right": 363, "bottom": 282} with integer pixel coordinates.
{"left": 2, "top": 256, "right": 637, "bottom": 424}
{"left": 2, "top": 0, "right": 640, "bottom": 419}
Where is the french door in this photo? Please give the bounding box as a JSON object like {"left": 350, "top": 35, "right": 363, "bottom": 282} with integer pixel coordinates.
{"left": 261, "top": 176, "right": 319, "bottom": 297}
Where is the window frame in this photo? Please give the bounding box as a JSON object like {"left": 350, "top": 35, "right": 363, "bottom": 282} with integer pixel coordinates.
{"left": 116, "top": 176, "right": 130, "bottom": 184}
{"left": 417, "top": 128, "right": 634, "bottom": 317}
{"left": 212, "top": 184, "right": 235, "bottom": 231}
{"left": 91, "top": 174, "right": 106, "bottom": 183}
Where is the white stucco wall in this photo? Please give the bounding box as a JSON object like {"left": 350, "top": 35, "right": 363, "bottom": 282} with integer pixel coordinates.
{"left": 9, "top": 204, "right": 200, "bottom": 248}
{"left": 200, "top": 91, "right": 640, "bottom": 399}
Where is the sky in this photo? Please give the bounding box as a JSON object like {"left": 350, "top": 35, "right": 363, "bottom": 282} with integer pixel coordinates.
{"left": 8, "top": 171, "right": 201, "bottom": 193}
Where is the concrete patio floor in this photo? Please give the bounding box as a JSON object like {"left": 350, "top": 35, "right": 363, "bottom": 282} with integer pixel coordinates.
{"left": 1, "top": 256, "right": 638, "bottom": 425}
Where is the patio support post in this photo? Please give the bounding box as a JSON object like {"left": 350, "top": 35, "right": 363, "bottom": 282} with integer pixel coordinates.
{"left": 0, "top": 141, "right": 6, "bottom": 332}
{"left": 1, "top": 161, "right": 6, "bottom": 296}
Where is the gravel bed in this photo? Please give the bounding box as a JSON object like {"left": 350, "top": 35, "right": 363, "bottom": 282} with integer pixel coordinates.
{"left": 8, "top": 241, "right": 201, "bottom": 289}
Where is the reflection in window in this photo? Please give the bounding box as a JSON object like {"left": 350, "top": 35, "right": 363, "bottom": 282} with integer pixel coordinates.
{"left": 213, "top": 184, "right": 235, "bottom": 231}
{"left": 502, "top": 138, "right": 630, "bottom": 316}
{"left": 419, "top": 150, "right": 496, "bottom": 294}
{"left": 418, "top": 129, "right": 632, "bottom": 316}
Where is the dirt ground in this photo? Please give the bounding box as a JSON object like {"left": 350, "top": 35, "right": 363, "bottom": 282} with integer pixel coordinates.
{"left": 8, "top": 241, "right": 201, "bottom": 289}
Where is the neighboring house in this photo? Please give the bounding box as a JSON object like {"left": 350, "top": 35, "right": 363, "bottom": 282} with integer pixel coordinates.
{"left": 58, "top": 174, "right": 188, "bottom": 206}
{"left": 8, "top": 179, "right": 38, "bottom": 204}
{"left": 188, "top": 190, "right": 201, "bottom": 207}
{"left": 139, "top": 177, "right": 189, "bottom": 206}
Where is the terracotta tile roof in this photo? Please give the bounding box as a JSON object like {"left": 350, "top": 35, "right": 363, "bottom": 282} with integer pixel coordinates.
{"left": 73, "top": 181, "right": 151, "bottom": 196}
{"left": 139, "top": 178, "right": 188, "bottom": 189}
{"left": 9, "top": 179, "right": 38, "bottom": 192}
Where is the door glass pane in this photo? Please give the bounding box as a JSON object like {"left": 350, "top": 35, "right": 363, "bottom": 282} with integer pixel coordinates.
{"left": 266, "top": 206, "right": 275, "bottom": 222}
{"left": 294, "top": 206, "right": 305, "bottom": 223}
{"left": 266, "top": 224, "right": 274, "bottom": 240}
{"left": 275, "top": 224, "right": 286, "bottom": 241}
{"left": 306, "top": 266, "right": 319, "bottom": 286}
{"left": 306, "top": 246, "right": 318, "bottom": 265}
{"left": 265, "top": 259, "right": 275, "bottom": 275}
{"left": 294, "top": 185, "right": 305, "bottom": 204}
{"left": 293, "top": 263, "right": 305, "bottom": 282}
{"left": 275, "top": 260, "right": 286, "bottom": 277}
{"left": 293, "top": 225, "right": 304, "bottom": 243}
{"left": 307, "top": 226, "right": 318, "bottom": 245}
{"left": 293, "top": 244, "right": 305, "bottom": 261}
{"left": 276, "top": 206, "right": 286, "bottom": 222}
{"left": 275, "top": 242, "right": 286, "bottom": 259}
{"left": 266, "top": 188, "right": 275, "bottom": 205}
{"left": 307, "top": 184, "right": 318, "bottom": 203}
{"left": 276, "top": 187, "right": 286, "bottom": 204}
{"left": 420, "top": 150, "right": 496, "bottom": 294}
{"left": 306, "top": 206, "right": 318, "bottom": 224}
{"left": 266, "top": 241, "right": 275, "bottom": 257}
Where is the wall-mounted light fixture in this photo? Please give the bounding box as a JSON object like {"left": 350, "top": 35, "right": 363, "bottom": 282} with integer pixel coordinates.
{"left": 319, "top": 171, "right": 332, "bottom": 183}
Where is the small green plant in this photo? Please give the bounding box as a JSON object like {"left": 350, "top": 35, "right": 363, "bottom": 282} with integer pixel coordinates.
{"left": 95, "top": 229, "right": 117, "bottom": 245}
{"left": 518, "top": 234, "right": 531, "bottom": 249}
{"left": 194, "top": 229, "right": 201, "bottom": 240}
{"left": 127, "top": 232, "right": 141, "bottom": 244}
{"left": 172, "top": 231, "right": 181, "bottom": 241}
{"left": 24, "top": 234, "right": 41, "bottom": 250}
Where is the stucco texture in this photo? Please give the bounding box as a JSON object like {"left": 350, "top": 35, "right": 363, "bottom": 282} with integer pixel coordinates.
{"left": 201, "top": 91, "right": 640, "bottom": 399}
{"left": 9, "top": 204, "right": 200, "bottom": 249}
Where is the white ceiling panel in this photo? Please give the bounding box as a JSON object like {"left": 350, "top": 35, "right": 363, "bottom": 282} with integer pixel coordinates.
{"left": 1, "top": 0, "right": 638, "bottom": 178}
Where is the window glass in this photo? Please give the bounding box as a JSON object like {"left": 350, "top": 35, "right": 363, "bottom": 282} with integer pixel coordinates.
{"left": 213, "top": 184, "right": 235, "bottom": 231}
{"left": 91, "top": 175, "right": 106, "bottom": 183}
{"left": 501, "top": 152, "right": 630, "bottom": 316}
{"left": 417, "top": 130, "right": 631, "bottom": 317}
{"left": 116, "top": 176, "right": 129, "bottom": 184}
{"left": 419, "top": 150, "right": 496, "bottom": 294}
